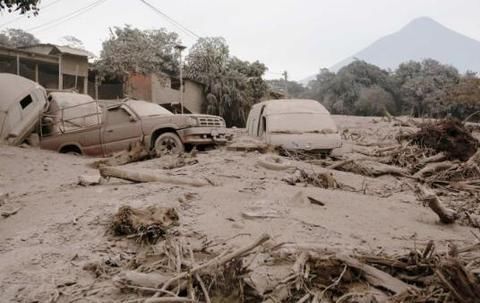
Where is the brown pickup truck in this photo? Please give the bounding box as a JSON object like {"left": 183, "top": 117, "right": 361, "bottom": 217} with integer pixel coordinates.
{"left": 40, "top": 92, "right": 231, "bottom": 157}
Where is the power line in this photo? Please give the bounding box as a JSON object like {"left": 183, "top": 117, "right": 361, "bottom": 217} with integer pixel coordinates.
{"left": 0, "top": 0, "right": 66, "bottom": 29}
{"left": 27, "top": 0, "right": 108, "bottom": 33}
{"left": 138, "top": 0, "right": 200, "bottom": 39}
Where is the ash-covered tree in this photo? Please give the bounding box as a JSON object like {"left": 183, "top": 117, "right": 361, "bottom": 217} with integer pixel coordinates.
{"left": 306, "top": 61, "right": 399, "bottom": 115}
{"left": 446, "top": 72, "right": 480, "bottom": 120}
{"left": 95, "top": 25, "right": 180, "bottom": 79}
{"left": 59, "top": 35, "right": 84, "bottom": 49}
{"left": 266, "top": 79, "right": 307, "bottom": 98}
{"left": 355, "top": 85, "right": 396, "bottom": 116}
{"left": 0, "top": 0, "right": 40, "bottom": 14}
{"left": 394, "top": 59, "right": 460, "bottom": 117}
{"left": 186, "top": 37, "right": 268, "bottom": 126}
{"left": 0, "top": 28, "right": 39, "bottom": 47}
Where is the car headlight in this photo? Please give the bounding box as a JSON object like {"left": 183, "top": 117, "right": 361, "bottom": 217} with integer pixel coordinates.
{"left": 187, "top": 117, "right": 198, "bottom": 126}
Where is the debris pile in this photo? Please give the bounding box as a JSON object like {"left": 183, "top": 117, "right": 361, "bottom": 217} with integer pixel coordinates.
{"left": 406, "top": 119, "right": 479, "bottom": 161}
{"left": 312, "top": 119, "right": 480, "bottom": 227}
{"left": 283, "top": 169, "right": 338, "bottom": 188}
{"left": 110, "top": 206, "right": 179, "bottom": 243}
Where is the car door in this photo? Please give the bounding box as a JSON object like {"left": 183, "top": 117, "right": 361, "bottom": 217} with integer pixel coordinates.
{"left": 103, "top": 105, "right": 143, "bottom": 155}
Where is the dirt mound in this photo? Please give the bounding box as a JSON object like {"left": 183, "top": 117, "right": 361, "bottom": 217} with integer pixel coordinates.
{"left": 408, "top": 119, "right": 479, "bottom": 161}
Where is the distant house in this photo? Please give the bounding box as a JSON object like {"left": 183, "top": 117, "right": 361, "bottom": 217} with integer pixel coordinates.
{"left": 125, "top": 72, "right": 206, "bottom": 114}
{"left": 0, "top": 43, "right": 93, "bottom": 94}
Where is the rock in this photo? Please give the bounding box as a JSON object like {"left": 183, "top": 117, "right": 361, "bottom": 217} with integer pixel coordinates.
{"left": 78, "top": 174, "right": 103, "bottom": 186}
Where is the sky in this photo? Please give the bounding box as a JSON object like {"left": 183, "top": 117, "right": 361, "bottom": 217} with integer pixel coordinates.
{"left": 1, "top": 0, "right": 480, "bottom": 80}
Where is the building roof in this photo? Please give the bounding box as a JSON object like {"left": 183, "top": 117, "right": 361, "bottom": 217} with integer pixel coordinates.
{"left": 18, "top": 44, "right": 95, "bottom": 58}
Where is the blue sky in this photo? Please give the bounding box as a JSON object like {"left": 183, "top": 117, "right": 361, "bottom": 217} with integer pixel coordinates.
{"left": 1, "top": 0, "right": 479, "bottom": 80}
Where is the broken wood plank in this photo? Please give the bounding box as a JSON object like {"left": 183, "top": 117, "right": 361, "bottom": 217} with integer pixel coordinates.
{"left": 416, "top": 185, "right": 458, "bottom": 224}
{"left": 99, "top": 166, "right": 210, "bottom": 187}
{"left": 337, "top": 255, "right": 415, "bottom": 295}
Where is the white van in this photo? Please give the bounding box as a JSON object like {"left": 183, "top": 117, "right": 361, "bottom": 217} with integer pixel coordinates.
{"left": 246, "top": 99, "right": 342, "bottom": 152}
{"left": 0, "top": 74, "right": 47, "bottom": 145}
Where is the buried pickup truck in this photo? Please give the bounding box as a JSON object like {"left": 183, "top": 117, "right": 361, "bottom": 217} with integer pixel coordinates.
{"left": 40, "top": 92, "right": 231, "bottom": 156}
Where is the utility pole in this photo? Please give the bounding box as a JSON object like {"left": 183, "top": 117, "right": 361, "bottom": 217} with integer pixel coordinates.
{"left": 282, "top": 70, "right": 288, "bottom": 98}
{"left": 175, "top": 44, "right": 187, "bottom": 114}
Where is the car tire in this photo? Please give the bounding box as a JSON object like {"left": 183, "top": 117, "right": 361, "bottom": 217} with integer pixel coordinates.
{"left": 66, "top": 151, "right": 81, "bottom": 156}
{"left": 154, "top": 132, "right": 185, "bottom": 156}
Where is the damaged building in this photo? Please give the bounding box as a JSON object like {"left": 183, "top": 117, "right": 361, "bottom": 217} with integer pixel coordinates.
{"left": 0, "top": 43, "right": 92, "bottom": 94}
{"left": 0, "top": 44, "right": 207, "bottom": 114}
{"left": 125, "top": 72, "right": 206, "bottom": 114}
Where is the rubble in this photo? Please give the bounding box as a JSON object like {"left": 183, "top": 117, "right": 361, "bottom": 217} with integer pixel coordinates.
{"left": 405, "top": 119, "right": 479, "bottom": 161}
{"left": 110, "top": 206, "right": 179, "bottom": 243}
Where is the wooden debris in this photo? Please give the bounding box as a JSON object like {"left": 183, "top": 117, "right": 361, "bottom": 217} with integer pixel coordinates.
{"left": 413, "top": 161, "right": 456, "bottom": 179}
{"left": 256, "top": 154, "right": 294, "bottom": 171}
{"left": 113, "top": 270, "right": 173, "bottom": 291}
{"left": 416, "top": 185, "right": 459, "bottom": 224}
{"left": 110, "top": 206, "right": 179, "bottom": 243}
{"left": 1, "top": 207, "right": 20, "bottom": 218}
{"left": 337, "top": 255, "right": 414, "bottom": 294}
{"left": 227, "top": 136, "right": 269, "bottom": 153}
{"left": 99, "top": 166, "right": 210, "bottom": 187}
{"left": 283, "top": 169, "right": 338, "bottom": 188}
{"left": 93, "top": 141, "right": 154, "bottom": 167}
{"left": 408, "top": 119, "right": 479, "bottom": 161}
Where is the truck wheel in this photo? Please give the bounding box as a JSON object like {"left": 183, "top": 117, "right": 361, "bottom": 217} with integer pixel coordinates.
{"left": 154, "top": 132, "right": 185, "bottom": 156}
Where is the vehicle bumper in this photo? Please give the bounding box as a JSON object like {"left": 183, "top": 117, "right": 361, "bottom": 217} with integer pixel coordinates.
{"left": 178, "top": 127, "right": 232, "bottom": 145}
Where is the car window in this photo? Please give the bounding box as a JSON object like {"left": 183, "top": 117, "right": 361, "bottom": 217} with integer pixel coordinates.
{"left": 19, "top": 95, "right": 33, "bottom": 110}
{"left": 107, "top": 107, "right": 132, "bottom": 124}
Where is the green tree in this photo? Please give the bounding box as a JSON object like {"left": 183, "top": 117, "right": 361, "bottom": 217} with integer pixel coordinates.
{"left": 0, "top": 0, "right": 39, "bottom": 14}
{"left": 95, "top": 25, "right": 180, "bottom": 79}
{"left": 0, "top": 28, "right": 39, "bottom": 47}
{"left": 186, "top": 37, "right": 268, "bottom": 126}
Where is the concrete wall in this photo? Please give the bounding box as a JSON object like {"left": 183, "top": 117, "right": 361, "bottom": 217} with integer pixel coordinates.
{"left": 126, "top": 73, "right": 152, "bottom": 101}
{"left": 151, "top": 73, "right": 180, "bottom": 103}
{"left": 183, "top": 80, "right": 205, "bottom": 114}
{"left": 125, "top": 73, "right": 206, "bottom": 114}
{"left": 61, "top": 54, "right": 88, "bottom": 77}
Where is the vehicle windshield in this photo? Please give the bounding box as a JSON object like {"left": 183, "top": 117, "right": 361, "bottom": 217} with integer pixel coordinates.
{"left": 126, "top": 101, "right": 173, "bottom": 117}
{"left": 267, "top": 113, "right": 338, "bottom": 134}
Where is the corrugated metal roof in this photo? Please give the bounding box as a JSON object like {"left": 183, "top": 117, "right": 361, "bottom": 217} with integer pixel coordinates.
{"left": 19, "top": 44, "right": 95, "bottom": 58}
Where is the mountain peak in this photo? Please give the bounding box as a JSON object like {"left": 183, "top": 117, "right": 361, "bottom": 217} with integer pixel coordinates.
{"left": 401, "top": 16, "right": 445, "bottom": 31}
{"left": 326, "top": 17, "right": 480, "bottom": 74}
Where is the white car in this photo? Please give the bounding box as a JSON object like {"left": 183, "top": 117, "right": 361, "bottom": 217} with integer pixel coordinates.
{"left": 0, "top": 74, "right": 47, "bottom": 145}
{"left": 246, "top": 99, "right": 342, "bottom": 152}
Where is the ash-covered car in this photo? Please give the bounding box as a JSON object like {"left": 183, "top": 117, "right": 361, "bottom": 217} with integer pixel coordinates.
{"left": 246, "top": 99, "right": 342, "bottom": 153}
{"left": 40, "top": 92, "right": 231, "bottom": 156}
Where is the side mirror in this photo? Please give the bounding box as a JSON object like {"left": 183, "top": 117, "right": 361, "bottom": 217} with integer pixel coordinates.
{"left": 129, "top": 116, "right": 136, "bottom": 122}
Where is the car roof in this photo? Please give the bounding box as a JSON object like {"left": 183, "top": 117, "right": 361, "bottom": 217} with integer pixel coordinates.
{"left": 254, "top": 99, "right": 331, "bottom": 115}
{"left": 0, "top": 73, "right": 42, "bottom": 110}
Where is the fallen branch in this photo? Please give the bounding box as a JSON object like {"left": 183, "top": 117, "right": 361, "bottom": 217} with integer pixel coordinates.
{"left": 99, "top": 166, "right": 210, "bottom": 187}
{"left": 257, "top": 155, "right": 295, "bottom": 171}
{"left": 413, "top": 161, "right": 456, "bottom": 179}
{"left": 154, "top": 234, "right": 270, "bottom": 295}
{"left": 416, "top": 185, "right": 458, "bottom": 224}
{"left": 337, "top": 255, "right": 414, "bottom": 295}
{"left": 93, "top": 141, "right": 153, "bottom": 167}
{"left": 417, "top": 153, "right": 447, "bottom": 167}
